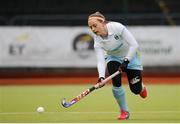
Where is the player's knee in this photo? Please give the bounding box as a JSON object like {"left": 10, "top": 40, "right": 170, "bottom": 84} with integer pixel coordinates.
{"left": 128, "top": 75, "right": 142, "bottom": 95}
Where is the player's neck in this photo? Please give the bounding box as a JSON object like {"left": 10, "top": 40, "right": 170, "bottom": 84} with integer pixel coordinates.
{"left": 100, "top": 25, "right": 108, "bottom": 38}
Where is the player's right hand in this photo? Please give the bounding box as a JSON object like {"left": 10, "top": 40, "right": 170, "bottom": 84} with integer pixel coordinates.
{"left": 120, "top": 58, "right": 129, "bottom": 72}
{"left": 95, "top": 77, "right": 105, "bottom": 89}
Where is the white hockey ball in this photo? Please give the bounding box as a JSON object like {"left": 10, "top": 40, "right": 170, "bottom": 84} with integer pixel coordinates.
{"left": 37, "top": 107, "right": 45, "bottom": 113}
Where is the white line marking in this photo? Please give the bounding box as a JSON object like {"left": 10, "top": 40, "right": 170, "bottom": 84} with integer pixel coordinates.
{"left": 0, "top": 111, "right": 179, "bottom": 115}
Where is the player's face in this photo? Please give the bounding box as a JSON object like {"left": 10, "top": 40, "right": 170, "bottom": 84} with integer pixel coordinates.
{"left": 88, "top": 17, "right": 107, "bottom": 37}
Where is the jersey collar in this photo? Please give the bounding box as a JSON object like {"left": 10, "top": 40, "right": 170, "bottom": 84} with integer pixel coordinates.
{"left": 106, "top": 22, "right": 113, "bottom": 36}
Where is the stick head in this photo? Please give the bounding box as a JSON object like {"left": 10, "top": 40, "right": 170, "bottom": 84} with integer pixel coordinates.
{"left": 61, "top": 98, "right": 73, "bottom": 108}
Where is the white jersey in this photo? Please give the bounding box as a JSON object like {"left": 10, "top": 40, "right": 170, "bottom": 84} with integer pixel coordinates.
{"left": 93, "top": 21, "right": 140, "bottom": 78}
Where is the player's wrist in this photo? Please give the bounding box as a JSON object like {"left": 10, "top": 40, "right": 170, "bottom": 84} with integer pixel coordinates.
{"left": 123, "top": 58, "right": 129, "bottom": 64}
{"left": 120, "top": 58, "right": 129, "bottom": 72}
{"left": 98, "top": 77, "right": 105, "bottom": 82}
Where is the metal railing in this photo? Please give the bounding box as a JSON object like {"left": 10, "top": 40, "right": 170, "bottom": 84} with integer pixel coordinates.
{"left": 1, "top": 13, "right": 180, "bottom": 26}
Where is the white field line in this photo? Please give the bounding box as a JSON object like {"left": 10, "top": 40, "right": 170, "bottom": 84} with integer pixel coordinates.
{"left": 0, "top": 111, "right": 180, "bottom": 115}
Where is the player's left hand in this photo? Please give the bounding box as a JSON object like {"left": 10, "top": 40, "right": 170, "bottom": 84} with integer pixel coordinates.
{"left": 95, "top": 77, "right": 105, "bottom": 89}
{"left": 121, "top": 58, "right": 129, "bottom": 72}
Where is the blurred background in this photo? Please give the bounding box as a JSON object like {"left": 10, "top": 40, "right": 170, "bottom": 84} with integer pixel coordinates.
{"left": 0, "top": 0, "right": 180, "bottom": 82}
{"left": 0, "top": 0, "right": 180, "bottom": 123}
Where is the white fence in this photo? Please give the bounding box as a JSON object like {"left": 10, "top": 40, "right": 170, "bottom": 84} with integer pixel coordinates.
{"left": 0, "top": 26, "right": 179, "bottom": 67}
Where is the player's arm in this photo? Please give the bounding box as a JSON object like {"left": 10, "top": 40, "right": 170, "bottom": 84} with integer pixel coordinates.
{"left": 94, "top": 46, "right": 106, "bottom": 88}
{"left": 118, "top": 26, "right": 139, "bottom": 72}
{"left": 113, "top": 22, "right": 139, "bottom": 61}
{"left": 94, "top": 47, "right": 106, "bottom": 78}
{"left": 121, "top": 27, "right": 139, "bottom": 61}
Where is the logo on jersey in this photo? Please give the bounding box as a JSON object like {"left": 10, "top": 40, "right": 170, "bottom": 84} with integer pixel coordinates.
{"left": 114, "top": 35, "right": 119, "bottom": 40}
{"left": 73, "top": 33, "right": 94, "bottom": 59}
{"left": 130, "top": 76, "right": 141, "bottom": 84}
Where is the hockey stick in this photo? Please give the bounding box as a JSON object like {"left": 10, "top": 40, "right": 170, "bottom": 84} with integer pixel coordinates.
{"left": 61, "top": 70, "right": 121, "bottom": 108}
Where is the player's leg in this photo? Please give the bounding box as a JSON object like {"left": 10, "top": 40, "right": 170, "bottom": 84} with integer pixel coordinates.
{"left": 126, "top": 69, "right": 147, "bottom": 98}
{"left": 107, "top": 61, "right": 130, "bottom": 120}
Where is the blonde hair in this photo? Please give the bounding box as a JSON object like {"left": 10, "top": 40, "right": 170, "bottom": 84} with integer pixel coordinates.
{"left": 88, "top": 11, "right": 106, "bottom": 22}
